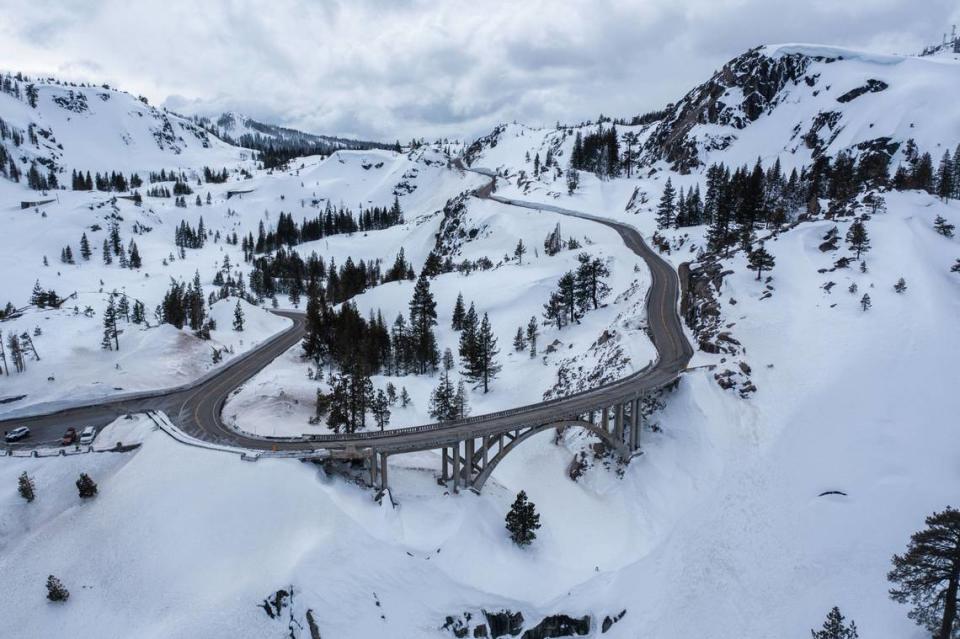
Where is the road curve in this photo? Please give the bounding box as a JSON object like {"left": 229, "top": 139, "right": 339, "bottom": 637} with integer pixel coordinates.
{"left": 2, "top": 171, "right": 693, "bottom": 457}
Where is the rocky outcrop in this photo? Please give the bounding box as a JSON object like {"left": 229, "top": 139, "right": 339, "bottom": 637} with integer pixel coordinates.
{"left": 640, "top": 47, "right": 816, "bottom": 172}
{"left": 520, "top": 614, "right": 590, "bottom": 639}
{"left": 443, "top": 610, "right": 592, "bottom": 639}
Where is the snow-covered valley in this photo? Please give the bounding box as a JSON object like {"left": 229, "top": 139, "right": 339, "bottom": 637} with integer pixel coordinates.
{"left": 1, "top": 36, "right": 960, "bottom": 639}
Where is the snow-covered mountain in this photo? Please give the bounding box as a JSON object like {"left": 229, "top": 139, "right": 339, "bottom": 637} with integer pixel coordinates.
{"left": 0, "top": 74, "right": 249, "bottom": 177}
{"left": 201, "top": 111, "right": 394, "bottom": 155}
{"left": 467, "top": 43, "right": 960, "bottom": 175}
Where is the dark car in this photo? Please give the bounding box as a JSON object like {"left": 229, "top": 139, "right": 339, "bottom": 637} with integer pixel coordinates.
{"left": 62, "top": 427, "right": 77, "bottom": 446}
{"left": 4, "top": 426, "right": 31, "bottom": 443}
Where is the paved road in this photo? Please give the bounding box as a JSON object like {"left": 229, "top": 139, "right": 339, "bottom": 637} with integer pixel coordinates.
{"left": 1, "top": 171, "right": 693, "bottom": 457}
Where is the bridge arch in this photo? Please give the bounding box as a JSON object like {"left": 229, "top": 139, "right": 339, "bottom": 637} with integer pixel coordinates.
{"left": 470, "top": 418, "right": 630, "bottom": 493}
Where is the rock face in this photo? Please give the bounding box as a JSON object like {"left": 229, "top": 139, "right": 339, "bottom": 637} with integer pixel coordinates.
{"left": 519, "top": 614, "right": 590, "bottom": 639}
{"left": 640, "top": 47, "right": 815, "bottom": 172}
{"left": 444, "top": 610, "right": 591, "bottom": 639}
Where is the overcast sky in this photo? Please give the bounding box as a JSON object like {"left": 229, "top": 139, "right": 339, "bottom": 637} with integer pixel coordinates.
{"left": 2, "top": 0, "right": 958, "bottom": 142}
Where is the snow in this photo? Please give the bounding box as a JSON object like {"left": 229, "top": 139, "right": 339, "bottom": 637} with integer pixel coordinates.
{"left": 1, "top": 44, "right": 960, "bottom": 638}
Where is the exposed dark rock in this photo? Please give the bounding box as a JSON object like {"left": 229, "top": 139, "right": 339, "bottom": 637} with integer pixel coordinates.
{"left": 475, "top": 624, "right": 489, "bottom": 637}
{"left": 836, "top": 79, "right": 888, "bottom": 103}
{"left": 305, "top": 609, "right": 322, "bottom": 639}
{"left": 601, "top": 610, "right": 627, "bottom": 633}
{"left": 520, "top": 614, "right": 590, "bottom": 639}
{"left": 484, "top": 610, "right": 525, "bottom": 638}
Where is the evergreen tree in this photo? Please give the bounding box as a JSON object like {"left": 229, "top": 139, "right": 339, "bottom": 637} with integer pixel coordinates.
{"left": 526, "top": 316, "right": 538, "bottom": 358}
{"left": 934, "top": 215, "right": 956, "bottom": 238}
{"left": 656, "top": 178, "right": 676, "bottom": 229}
{"left": 128, "top": 241, "right": 142, "bottom": 269}
{"left": 505, "top": 490, "right": 541, "bottom": 547}
{"left": 233, "top": 300, "right": 245, "bottom": 331}
{"left": 18, "top": 471, "right": 35, "bottom": 503}
{"left": 79, "top": 233, "right": 91, "bottom": 260}
{"left": 400, "top": 386, "right": 411, "bottom": 408}
{"left": 513, "top": 326, "right": 526, "bottom": 352}
{"left": 860, "top": 293, "right": 871, "bottom": 312}
{"left": 429, "top": 370, "right": 457, "bottom": 422}
{"left": 371, "top": 389, "right": 391, "bottom": 431}
{"left": 76, "top": 473, "right": 98, "bottom": 498}
{"left": 131, "top": 300, "right": 145, "bottom": 324}
{"left": 894, "top": 277, "right": 907, "bottom": 293}
{"left": 888, "top": 507, "right": 960, "bottom": 639}
{"left": 810, "top": 607, "right": 859, "bottom": 639}
{"left": 451, "top": 292, "right": 466, "bottom": 331}
{"left": 514, "top": 239, "right": 527, "bottom": 264}
{"left": 301, "top": 285, "right": 327, "bottom": 364}
{"left": 463, "top": 313, "right": 500, "bottom": 393}
{"left": 453, "top": 380, "right": 469, "bottom": 420}
{"left": 46, "top": 575, "right": 69, "bottom": 602}
{"left": 102, "top": 238, "right": 112, "bottom": 265}
{"left": 846, "top": 219, "right": 871, "bottom": 260}
{"left": 574, "top": 253, "right": 611, "bottom": 312}
{"left": 408, "top": 275, "right": 439, "bottom": 374}
{"left": 101, "top": 295, "right": 119, "bottom": 351}
{"left": 747, "top": 244, "right": 776, "bottom": 280}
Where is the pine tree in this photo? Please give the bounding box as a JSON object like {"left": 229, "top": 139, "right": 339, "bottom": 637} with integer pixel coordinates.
{"left": 846, "top": 219, "right": 871, "bottom": 260}
{"left": 128, "top": 241, "right": 142, "bottom": 269}
{"left": 934, "top": 215, "right": 956, "bottom": 238}
{"left": 371, "top": 389, "right": 391, "bottom": 431}
{"left": 526, "top": 316, "right": 538, "bottom": 358}
{"left": 505, "top": 490, "right": 541, "bottom": 547}
{"left": 400, "top": 386, "right": 411, "bottom": 408}
{"left": 102, "top": 238, "right": 112, "bottom": 265}
{"left": 101, "top": 295, "right": 119, "bottom": 351}
{"left": 860, "top": 293, "right": 871, "bottom": 312}
{"left": 451, "top": 292, "right": 466, "bottom": 331}
{"left": 810, "top": 607, "right": 859, "bottom": 639}
{"left": 656, "top": 178, "right": 676, "bottom": 229}
{"left": 76, "top": 473, "right": 98, "bottom": 498}
{"left": 18, "top": 471, "right": 35, "bottom": 503}
{"left": 453, "top": 380, "right": 469, "bottom": 419}
{"left": 463, "top": 313, "right": 500, "bottom": 393}
{"left": 131, "top": 300, "right": 145, "bottom": 324}
{"left": 233, "top": 300, "right": 245, "bottom": 331}
{"left": 894, "top": 277, "right": 907, "bottom": 293}
{"left": 888, "top": 507, "right": 960, "bottom": 639}
{"left": 46, "top": 575, "right": 69, "bottom": 602}
{"left": 79, "top": 233, "right": 91, "bottom": 260}
{"left": 513, "top": 326, "right": 526, "bottom": 352}
{"left": 574, "top": 253, "right": 611, "bottom": 311}
{"left": 408, "top": 275, "right": 438, "bottom": 374}
{"left": 429, "top": 370, "right": 457, "bottom": 422}
{"left": 302, "top": 285, "right": 326, "bottom": 364}
{"left": 747, "top": 244, "right": 776, "bottom": 280}
{"left": 514, "top": 239, "right": 527, "bottom": 265}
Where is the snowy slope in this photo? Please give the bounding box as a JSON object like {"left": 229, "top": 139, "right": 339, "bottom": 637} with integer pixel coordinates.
{"left": 0, "top": 77, "right": 249, "bottom": 176}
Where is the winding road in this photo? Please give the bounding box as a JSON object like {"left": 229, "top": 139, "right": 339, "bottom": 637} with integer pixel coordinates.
{"left": 1, "top": 169, "right": 693, "bottom": 461}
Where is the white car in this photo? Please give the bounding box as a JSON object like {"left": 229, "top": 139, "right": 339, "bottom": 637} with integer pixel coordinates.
{"left": 4, "top": 426, "right": 30, "bottom": 443}
{"left": 79, "top": 426, "right": 97, "bottom": 445}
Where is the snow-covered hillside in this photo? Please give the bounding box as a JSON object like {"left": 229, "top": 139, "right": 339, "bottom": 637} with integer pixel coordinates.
{"left": 0, "top": 74, "right": 249, "bottom": 177}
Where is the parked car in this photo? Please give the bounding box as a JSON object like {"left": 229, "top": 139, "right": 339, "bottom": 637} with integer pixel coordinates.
{"left": 62, "top": 427, "right": 77, "bottom": 446}
{"left": 79, "top": 426, "right": 97, "bottom": 445}
{"left": 4, "top": 426, "right": 31, "bottom": 443}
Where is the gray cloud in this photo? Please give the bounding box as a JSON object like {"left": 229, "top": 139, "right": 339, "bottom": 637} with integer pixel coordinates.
{"left": 1, "top": 0, "right": 957, "bottom": 142}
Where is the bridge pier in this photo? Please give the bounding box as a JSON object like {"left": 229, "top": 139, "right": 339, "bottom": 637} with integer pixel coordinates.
{"left": 452, "top": 442, "right": 461, "bottom": 493}
{"left": 380, "top": 452, "right": 389, "bottom": 492}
